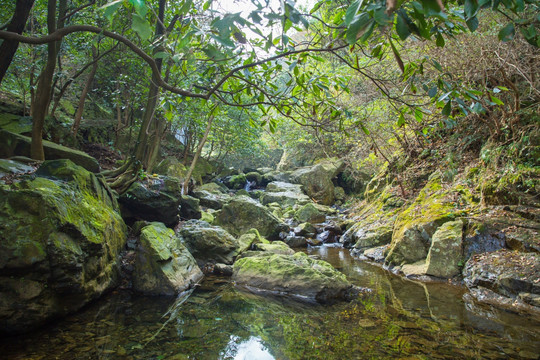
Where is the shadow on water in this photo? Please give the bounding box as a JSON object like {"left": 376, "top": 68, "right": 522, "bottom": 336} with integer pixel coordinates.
{"left": 1, "top": 246, "right": 539, "bottom": 359}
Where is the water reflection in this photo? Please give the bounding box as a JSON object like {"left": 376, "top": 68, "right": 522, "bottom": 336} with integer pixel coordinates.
{"left": 221, "top": 336, "right": 275, "bottom": 360}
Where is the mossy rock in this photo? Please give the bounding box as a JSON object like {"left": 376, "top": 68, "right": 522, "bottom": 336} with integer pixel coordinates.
{"left": 295, "top": 203, "right": 326, "bottom": 224}
{"left": 226, "top": 174, "right": 247, "bottom": 190}
{"left": 385, "top": 172, "right": 464, "bottom": 267}
{"left": 0, "top": 159, "right": 35, "bottom": 178}
{"left": 245, "top": 171, "right": 262, "bottom": 185}
{"left": 178, "top": 220, "right": 240, "bottom": 265}
{"left": 197, "top": 182, "right": 227, "bottom": 194}
{"left": 233, "top": 252, "right": 355, "bottom": 303}
{"left": 154, "top": 157, "right": 187, "bottom": 180}
{"left": 290, "top": 159, "right": 345, "bottom": 205}
{"left": 133, "top": 222, "right": 203, "bottom": 295}
{"left": 0, "top": 160, "right": 127, "bottom": 334}
{"left": 192, "top": 189, "right": 231, "bottom": 210}
{"left": 180, "top": 195, "right": 202, "bottom": 220}
{"left": 253, "top": 241, "right": 295, "bottom": 255}
{"left": 0, "top": 129, "right": 99, "bottom": 172}
{"left": 214, "top": 196, "right": 288, "bottom": 240}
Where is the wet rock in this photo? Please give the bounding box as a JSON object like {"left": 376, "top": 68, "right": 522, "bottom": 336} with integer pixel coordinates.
{"left": 154, "top": 157, "right": 187, "bottom": 180}
{"left": 192, "top": 189, "right": 231, "bottom": 209}
{"left": 214, "top": 196, "right": 288, "bottom": 240}
{"left": 178, "top": 220, "right": 240, "bottom": 265}
{"left": 119, "top": 179, "right": 181, "bottom": 227}
{"left": 261, "top": 182, "right": 310, "bottom": 207}
{"left": 346, "top": 225, "right": 393, "bottom": 251}
{"left": 180, "top": 195, "right": 202, "bottom": 220}
{"left": 224, "top": 174, "right": 247, "bottom": 190}
{"left": 133, "top": 222, "right": 203, "bottom": 295}
{"left": 290, "top": 158, "right": 345, "bottom": 205}
{"left": 213, "top": 263, "right": 233, "bottom": 276}
{"left": 294, "top": 222, "right": 317, "bottom": 237}
{"left": 196, "top": 182, "right": 227, "bottom": 194}
{"left": 261, "top": 171, "right": 291, "bottom": 186}
{"left": 424, "top": 220, "right": 463, "bottom": 278}
{"left": 0, "top": 129, "right": 100, "bottom": 172}
{"left": 0, "top": 160, "right": 127, "bottom": 334}
{"left": 253, "top": 241, "right": 295, "bottom": 255}
{"left": 361, "top": 245, "right": 389, "bottom": 263}
{"left": 0, "top": 158, "right": 34, "bottom": 178}
{"left": 233, "top": 252, "right": 356, "bottom": 303}
{"left": 463, "top": 221, "right": 506, "bottom": 259}
{"left": 295, "top": 203, "right": 326, "bottom": 224}
{"left": 386, "top": 172, "right": 462, "bottom": 267}
{"left": 463, "top": 250, "right": 540, "bottom": 308}
{"left": 245, "top": 172, "right": 262, "bottom": 185}
{"left": 285, "top": 235, "right": 308, "bottom": 248}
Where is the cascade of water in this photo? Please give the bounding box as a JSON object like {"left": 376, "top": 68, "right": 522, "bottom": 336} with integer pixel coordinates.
{"left": 244, "top": 180, "right": 255, "bottom": 191}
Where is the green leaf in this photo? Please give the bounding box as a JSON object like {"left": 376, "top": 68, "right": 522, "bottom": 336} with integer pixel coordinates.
{"left": 414, "top": 107, "right": 424, "bottom": 122}
{"left": 373, "top": 9, "right": 390, "bottom": 25}
{"left": 442, "top": 100, "right": 452, "bottom": 116}
{"left": 129, "top": 0, "right": 147, "bottom": 17}
{"left": 132, "top": 13, "right": 152, "bottom": 40}
{"left": 490, "top": 95, "right": 504, "bottom": 105}
{"left": 396, "top": 13, "right": 410, "bottom": 40}
{"left": 498, "top": 23, "right": 515, "bottom": 41}
{"left": 180, "top": 0, "right": 193, "bottom": 14}
{"left": 101, "top": 0, "right": 123, "bottom": 22}
{"left": 346, "top": 13, "right": 370, "bottom": 44}
{"left": 436, "top": 33, "right": 445, "bottom": 47}
{"left": 431, "top": 59, "right": 443, "bottom": 71}
{"left": 428, "top": 86, "right": 437, "bottom": 98}
{"left": 464, "top": 0, "right": 479, "bottom": 19}
{"left": 397, "top": 113, "right": 406, "bottom": 127}
{"left": 360, "top": 123, "right": 370, "bottom": 135}
{"left": 466, "top": 16, "right": 479, "bottom": 32}
{"left": 310, "top": 0, "right": 326, "bottom": 14}
{"left": 345, "top": 0, "right": 363, "bottom": 26}
{"left": 203, "top": 0, "right": 212, "bottom": 11}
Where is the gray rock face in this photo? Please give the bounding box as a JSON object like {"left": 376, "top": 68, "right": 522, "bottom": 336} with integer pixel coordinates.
{"left": 192, "top": 189, "right": 230, "bottom": 209}
{"left": 261, "top": 181, "right": 310, "bottom": 207}
{"left": 0, "top": 160, "right": 127, "bottom": 334}
{"left": 214, "top": 196, "right": 288, "bottom": 239}
{"left": 284, "top": 235, "right": 308, "bottom": 248}
{"left": 133, "top": 223, "right": 203, "bottom": 295}
{"left": 233, "top": 252, "right": 356, "bottom": 303}
{"left": 178, "top": 220, "right": 240, "bottom": 265}
{"left": 0, "top": 129, "right": 100, "bottom": 172}
{"left": 424, "top": 220, "right": 463, "bottom": 278}
{"left": 290, "top": 159, "right": 344, "bottom": 205}
{"left": 180, "top": 195, "right": 202, "bottom": 220}
{"left": 119, "top": 179, "right": 181, "bottom": 226}
{"left": 463, "top": 250, "right": 540, "bottom": 308}
{"left": 295, "top": 203, "right": 326, "bottom": 224}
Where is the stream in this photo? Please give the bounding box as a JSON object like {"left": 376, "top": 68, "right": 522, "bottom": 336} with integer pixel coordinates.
{"left": 2, "top": 245, "right": 539, "bottom": 359}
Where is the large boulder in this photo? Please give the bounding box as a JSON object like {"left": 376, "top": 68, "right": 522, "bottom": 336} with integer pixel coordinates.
{"left": 401, "top": 220, "right": 464, "bottom": 278}
{"left": 154, "top": 156, "right": 187, "bottom": 180}
{"left": 385, "top": 172, "right": 463, "bottom": 267}
{"left": 118, "top": 177, "right": 182, "bottom": 226}
{"left": 0, "top": 160, "right": 127, "bottom": 334}
{"left": 290, "top": 158, "right": 345, "bottom": 205}
{"left": 0, "top": 158, "right": 35, "bottom": 178}
{"left": 463, "top": 250, "right": 540, "bottom": 308}
{"left": 233, "top": 252, "right": 356, "bottom": 303}
{"left": 178, "top": 220, "right": 240, "bottom": 265}
{"left": 133, "top": 222, "right": 203, "bottom": 295}
{"left": 261, "top": 181, "right": 310, "bottom": 207}
{"left": 0, "top": 129, "right": 100, "bottom": 172}
{"left": 179, "top": 195, "right": 202, "bottom": 220}
{"left": 214, "top": 196, "right": 288, "bottom": 239}
{"left": 192, "top": 189, "right": 231, "bottom": 209}
{"left": 295, "top": 203, "right": 326, "bottom": 224}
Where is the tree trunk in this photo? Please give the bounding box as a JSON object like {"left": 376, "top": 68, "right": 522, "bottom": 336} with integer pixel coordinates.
{"left": 71, "top": 45, "right": 98, "bottom": 138}
{"left": 30, "top": 0, "right": 66, "bottom": 160}
{"left": 0, "top": 0, "right": 35, "bottom": 86}
{"left": 183, "top": 112, "right": 215, "bottom": 194}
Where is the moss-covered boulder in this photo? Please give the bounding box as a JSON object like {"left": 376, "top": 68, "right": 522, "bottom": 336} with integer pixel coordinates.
{"left": 0, "top": 129, "right": 100, "bottom": 172}
{"left": 385, "top": 172, "right": 462, "bottom": 267}
{"left": 224, "top": 174, "right": 247, "bottom": 190}
{"left": 290, "top": 159, "right": 345, "bottom": 205}
{"left": 197, "top": 182, "right": 227, "bottom": 194}
{"left": 261, "top": 181, "right": 310, "bottom": 207}
{"left": 463, "top": 250, "right": 540, "bottom": 308}
{"left": 261, "top": 170, "right": 292, "bottom": 186}
{"left": 233, "top": 252, "right": 356, "bottom": 303}
{"left": 294, "top": 222, "right": 317, "bottom": 237}
{"left": 0, "top": 160, "right": 127, "bottom": 334}
{"left": 179, "top": 195, "right": 202, "bottom": 220}
{"left": 401, "top": 220, "right": 464, "bottom": 278}
{"left": 192, "top": 189, "right": 231, "bottom": 209}
{"left": 133, "top": 222, "right": 203, "bottom": 295}
{"left": 214, "top": 196, "right": 288, "bottom": 239}
{"left": 119, "top": 178, "right": 181, "bottom": 226}
{"left": 178, "top": 220, "right": 240, "bottom": 265}
{"left": 295, "top": 203, "right": 326, "bottom": 224}
{"left": 154, "top": 156, "right": 187, "bottom": 180}
{"left": 0, "top": 159, "right": 35, "bottom": 178}
{"left": 245, "top": 171, "right": 262, "bottom": 185}
{"left": 253, "top": 241, "right": 294, "bottom": 255}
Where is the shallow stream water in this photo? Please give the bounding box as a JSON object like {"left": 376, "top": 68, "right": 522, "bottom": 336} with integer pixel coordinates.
{"left": 2, "top": 246, "right": 539, "bottom": 359}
